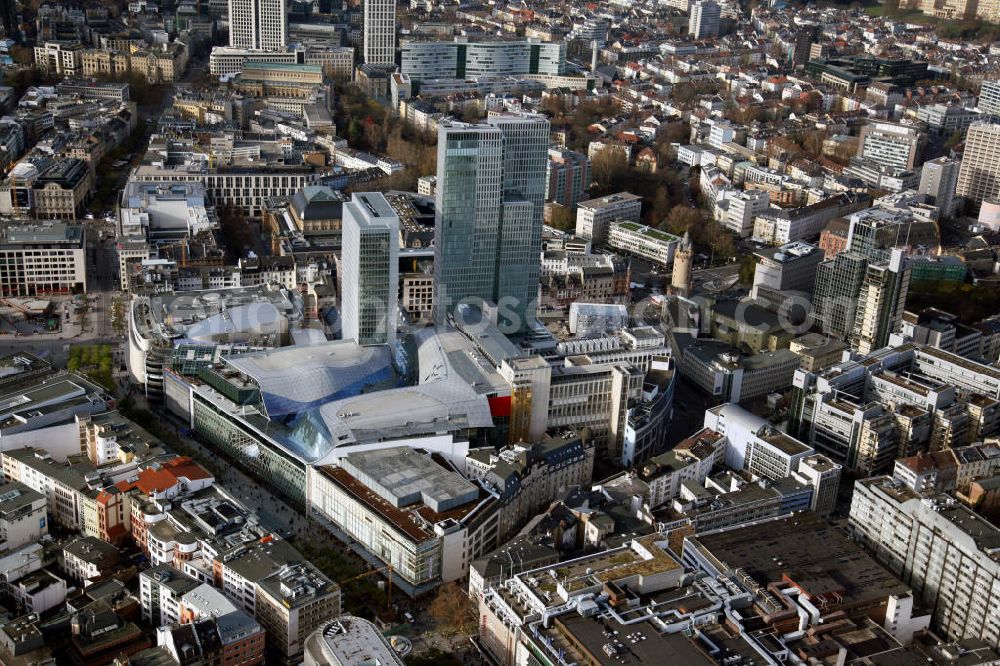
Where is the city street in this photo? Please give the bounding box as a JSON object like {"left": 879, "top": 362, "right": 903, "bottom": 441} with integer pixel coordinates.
{"left": 165, "top": 415, "right": 480, "bottom": 659}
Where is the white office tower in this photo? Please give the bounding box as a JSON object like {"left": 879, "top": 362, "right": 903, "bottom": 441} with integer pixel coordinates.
{"left": 918, "top": 156, "right": 960, "bottom": 219}
{"left": 957, "top": 119, "right": 1000, "bottom": 213}
{"left": 434, "top": 114, "right": 550, "bottom": 334}
{"left": 979, "top": 79, "right": 1000, "bottom": 116}
{"left": 857, "top": 122, "right": 924, "bottom": 171}
{"left": 228, "top": 0, "right": 287, "bottom": 50}
{"left": 688, "top": 0, "right": 721, "bottom": 38}
{"left": 342, "top": 193, "right": 400, "bottom": 346}
{"left": 363, "top": 0, "right": 396, "bottom": 67}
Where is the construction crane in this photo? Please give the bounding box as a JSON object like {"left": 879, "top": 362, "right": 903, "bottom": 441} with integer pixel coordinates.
{"left": 341, "top": 564, "right": 394, "bottom": 611}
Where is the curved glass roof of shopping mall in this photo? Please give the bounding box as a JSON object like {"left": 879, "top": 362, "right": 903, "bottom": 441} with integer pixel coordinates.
{"left": 225, "top": 341, "right": 395, "bottom": 417}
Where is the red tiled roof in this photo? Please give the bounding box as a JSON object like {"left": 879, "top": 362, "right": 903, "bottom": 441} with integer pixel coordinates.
{"left": 133, "top": 456, "right": 212, "bottom": 495}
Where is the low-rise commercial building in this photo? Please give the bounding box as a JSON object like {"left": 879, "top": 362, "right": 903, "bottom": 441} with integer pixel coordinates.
{"left": 0, "top": 223, "right": 86, "bottom": 297}
{"left": 0, "top": 482, "right": 47, "bottom": 556}
{"left": 607, "top": 221, "right": 680, "bottom": 266}
{"left": 303, "top": 616, "right": 404, "bottom": 666}
{"left": 308, "top": 446, "right": 493, "bottom": 593}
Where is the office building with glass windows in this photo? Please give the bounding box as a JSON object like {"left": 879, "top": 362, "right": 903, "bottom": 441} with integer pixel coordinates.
{"left": 433, "top": 115, "right": 549, "bottom": 334}
{"left": 341, "top": 193, "right": 399, "bottom": 347}
{"left": 228, "top": 0, "right": 287, "bottom": 51}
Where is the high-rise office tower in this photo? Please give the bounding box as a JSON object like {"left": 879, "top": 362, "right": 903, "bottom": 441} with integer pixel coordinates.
{"left": 918, "top": 156, "right": 960, "bottom": 219}
{"left": 957, "top": 119, "right": 1000, "bottom": 213}
{"left": 850, "top": 249, "right": 911, "bottom": 355}
{"left": 434, "top": 122, "right": 503, "bottom": 326}
{"left": 813, "top": 247, "right": 910, "bottom": 349}
{"left": 688, "top": 0, "right": 721, "bottom": 39}
{"left": 978, "top": 79, "right": 1000, "bottom": 115}
{"left": 433, "top": 114, "right": 550, "bottom": 334}
{"left": 342, "top": 192, "right": 400, "bottom": 346}
{"left": 229, "top": 0, "right": 287, "bottom": 50}
{"left": 363, "top": 0, "right": 396, "bottom": 67}
{"left": 812, "top": 252, "right": 869, "bottom": 340}
{"left": 856, "top": 122, "right": 925, "bottom": 171}
{"left": 493, "top": 114, "right": 549, "bottom": 331}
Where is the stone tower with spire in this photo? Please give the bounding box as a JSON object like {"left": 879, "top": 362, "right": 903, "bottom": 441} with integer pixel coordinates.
{"left": 671, "top": 231, "right": 693, "bottom": 297}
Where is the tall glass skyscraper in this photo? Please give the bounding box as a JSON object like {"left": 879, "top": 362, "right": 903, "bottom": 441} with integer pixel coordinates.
{"left": 433, "top": 114, "right": 550, "bottom": 335}
{"left": 342, "top": 193, "right": 399, "bottom": 346}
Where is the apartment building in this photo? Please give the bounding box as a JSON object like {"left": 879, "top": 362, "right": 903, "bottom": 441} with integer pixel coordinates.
{"left": 892, "top": 443, "right": 1000, "bottom": 494}
{"left": 60, "top": 536, "right": 120, "bottom": 584}
{"left": 139, "top": 564, "right": 200, "bottom": 626}
{"left": 752, "top": 192, "right": 869, "bottom": 244}
{"left": 604, "top": 427, "right": 726, "bottom": 508}
{"left": 174, "top": 583, "right": 267, "bottom": 665}
{"left": 3, "top": 448, "right": 92, "bottom": 531}
{"left": 724, "top": 189, "right": 770, "bottom": 237}
{"left": 465, "top": 433, "right": 595, "bottom": 540}
{"left": 545, "top": 148, "right": 590, "bottom": 211}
